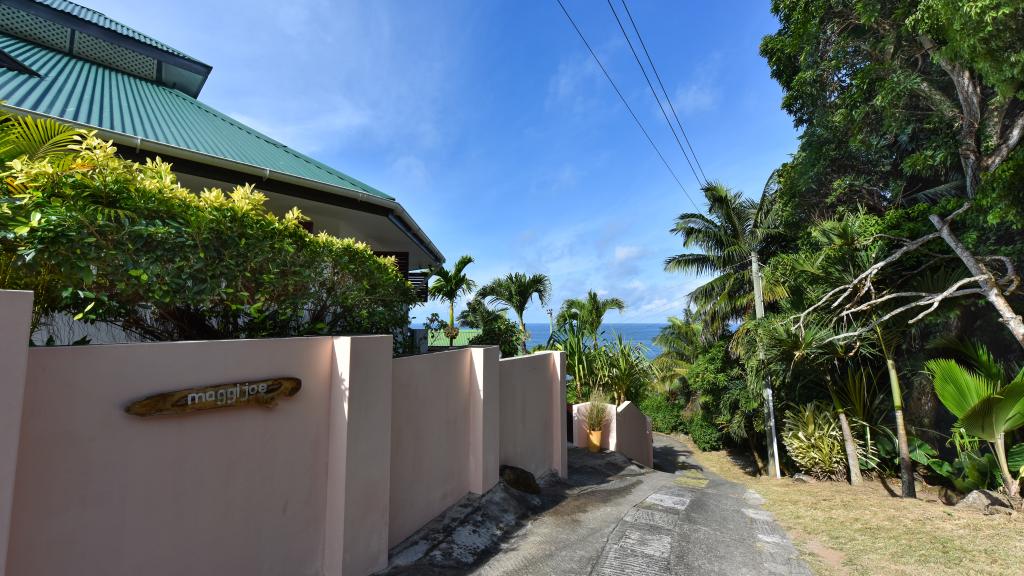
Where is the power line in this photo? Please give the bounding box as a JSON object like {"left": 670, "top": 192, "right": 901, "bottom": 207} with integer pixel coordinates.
{"left": 554, "top": 0, "right": 701, "bottom": 212}
{"left": 606, "top": 0, "right": 705, "bottom": 189}
{"left": 620, "top": 0, "right": 709, "bottom": 185}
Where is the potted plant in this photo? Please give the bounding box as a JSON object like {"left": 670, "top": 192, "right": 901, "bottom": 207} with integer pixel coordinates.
{"left": 582, "top": 392, "right": 609, "bottom": 453}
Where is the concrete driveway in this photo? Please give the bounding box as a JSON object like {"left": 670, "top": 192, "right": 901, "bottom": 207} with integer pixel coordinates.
{"left": 383, "top": 433, "right": 811, "bottom": 576}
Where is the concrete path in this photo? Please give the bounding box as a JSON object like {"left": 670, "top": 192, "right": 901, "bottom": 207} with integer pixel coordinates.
{"left": 468, "top": 433, "right": 811, "bottom": 576}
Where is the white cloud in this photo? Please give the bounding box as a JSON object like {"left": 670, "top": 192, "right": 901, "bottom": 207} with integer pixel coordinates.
{"left": 614, "top": 245, "right": 643, "bottom": 263}
{"left": 230, "top": 101, "right": 372, "bottom": 154}
{"left": 672, "top": 54, "right": 722, "bottom": 115}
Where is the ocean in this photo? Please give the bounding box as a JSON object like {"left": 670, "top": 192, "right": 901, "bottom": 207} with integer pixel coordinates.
{"left": 524, "top": 323, "right": 666, "bottom": 358}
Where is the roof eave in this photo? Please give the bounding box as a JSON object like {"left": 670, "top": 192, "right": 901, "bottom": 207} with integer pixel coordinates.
{"left": 0, "top": 103, "right": 446, "bottom": 266}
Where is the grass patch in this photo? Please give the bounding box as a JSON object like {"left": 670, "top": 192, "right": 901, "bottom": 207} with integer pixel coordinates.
{"left": 679, "top": 435, "right": 1024, "bottom": 576}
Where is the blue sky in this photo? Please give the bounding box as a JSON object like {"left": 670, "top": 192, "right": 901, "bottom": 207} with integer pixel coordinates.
{"left": 86, "top": 0, "right": 798, "bottom": 324}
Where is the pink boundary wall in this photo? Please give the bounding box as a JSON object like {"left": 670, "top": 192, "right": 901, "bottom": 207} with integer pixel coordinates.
{"left": 498, "top": 352, "right": 568, "bottom": 479}
{"left": 572, "top": 401, "right": 654, "bottom": 468}
{"left": 0, "top": 292, "right": 566, "bottom": 576}
{"left": 0, "top": 291, "right": 32, "bottom": 576}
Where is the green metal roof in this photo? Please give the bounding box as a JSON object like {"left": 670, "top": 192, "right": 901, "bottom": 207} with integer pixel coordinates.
{"left": 429, "top": 329, "right": 482, "bottom": 347}
{"left": 0, "top": 34, "right": 394, "bottom": 200}
{"left": 35, "top": 0, "right": 202, "bottom": 63}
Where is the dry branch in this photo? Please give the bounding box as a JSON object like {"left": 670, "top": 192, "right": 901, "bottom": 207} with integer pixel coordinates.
{"left": 793, "top": 203, "right": 1024, "bottom": 349}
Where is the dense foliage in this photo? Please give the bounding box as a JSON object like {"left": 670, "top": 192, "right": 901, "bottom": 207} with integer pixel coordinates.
{"left": 651, "top": 1, "right": 1024, "bottom": 497}
{"left": 0, "top": 128, "right": 416, "bottom": 344}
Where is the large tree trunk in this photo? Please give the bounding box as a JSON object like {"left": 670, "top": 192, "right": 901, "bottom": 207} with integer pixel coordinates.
{"left": 929, "top": 212, "right": 1024, "bottom": 350}
{"left": 836, "top": 410, "right": 863, "bottom": 485}
{"left": 888, "top": 358, "right": 916, "bottom": 498}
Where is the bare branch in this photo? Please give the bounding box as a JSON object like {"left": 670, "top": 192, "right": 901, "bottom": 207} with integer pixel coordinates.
{"left": 791, "top": 229, "right": 943, "bottom": 332}
{"left": 823, "top": 277, "right": 986, "bottom": 344}
{"left": 983, "top": 108, "right": 1024, "bottom": 172}
{"left": 791, "top": 202, "right": 1024, "bottom": 347}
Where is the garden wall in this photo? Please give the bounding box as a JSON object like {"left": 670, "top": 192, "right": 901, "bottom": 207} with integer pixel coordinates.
{"left": 572, "top": 401, "right": 654, "bottom": 468}
{"left": 0, "top": 292, "right": 566, "bottom": 576}
{"left": 389, "top": 349, "right": 474, "bottom": 547}
{"left": 499, "top": 352, "right": 567, "bottom": 478}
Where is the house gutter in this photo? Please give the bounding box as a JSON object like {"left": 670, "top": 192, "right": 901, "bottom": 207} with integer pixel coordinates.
{"left": 1, "top": 104, "right": 445, "bottom": 265}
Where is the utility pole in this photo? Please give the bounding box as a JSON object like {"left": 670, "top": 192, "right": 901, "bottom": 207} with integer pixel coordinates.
{"left": 751, "top": 251, "right": 781, "bottom": 479}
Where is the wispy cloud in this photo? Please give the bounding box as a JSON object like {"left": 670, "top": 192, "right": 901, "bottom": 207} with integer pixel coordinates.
{"left": 672, "top": 54, "right": 722, "bottom": 115}
{"left": 614, "top": 245, "right": 643, "bottom": 263}
{"left": 230, "top": 100, "right": 372, "bottom": 154}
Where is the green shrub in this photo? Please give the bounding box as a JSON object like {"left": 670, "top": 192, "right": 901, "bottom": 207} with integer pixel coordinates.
{"left": 467, "top": 315, "right": 520, "bottom": 357}
{"left": 639, "top": 392, "right": 685, "bottom": 433}
{"left": 0, "top": 134, "right": 416, "bottom": 344}
{"left": 781, "top": 402, "right": 847, "bottom": 481}
{"left": 686, "top": 412, "right": 723, "bottom": 451}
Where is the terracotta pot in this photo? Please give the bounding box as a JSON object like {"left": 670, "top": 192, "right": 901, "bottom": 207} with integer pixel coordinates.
{"left": 587, "top": 429, "right": 602, "bottom": 453}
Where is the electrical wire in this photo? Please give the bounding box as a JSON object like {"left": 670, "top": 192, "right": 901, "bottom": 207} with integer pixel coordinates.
{"left": 606, "top": 0, "right": 705, "bottom": 189}
{"left": 554, "top": 0, "right": 702, "bottom": 212}
{"left": 620, "top": 0, "right": 709, "bottom": 185}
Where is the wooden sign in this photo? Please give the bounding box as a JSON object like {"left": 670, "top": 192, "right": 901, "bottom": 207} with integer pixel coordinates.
{"left": 125, "top": 377, "right": 302, "bottom": 417}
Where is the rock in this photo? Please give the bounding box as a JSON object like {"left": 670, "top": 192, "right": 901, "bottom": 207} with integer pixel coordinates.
{"left": 500, "top": 465, "right": 540, "bottom": 494}
{"left": 955, "top": 489, "right": 1012, "bottom": 514}
{"left": 938, "top": 486, "right": 962, "bottom": 506}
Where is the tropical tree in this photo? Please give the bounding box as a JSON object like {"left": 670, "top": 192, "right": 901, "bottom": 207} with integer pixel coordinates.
{"left": 925, "top": 341, "right": 1024, "bottom": 500}
{"left": 427, "top": 255, "right": 476, "bottom": 346}
{"left": 478, "top": 272, "right": 551, "bottom": 354}
{"left": 651, "top": 314, "right": 705, "bottom": 394}
{"left": 555, "top": 289, "right": 625, "bottom": 341}
{"left": 664, "top": 180, "right": 784, "bottom": 333}
{"left": 762, "top": 0, "right": 1024, "bottom": 203}
{"left": 458, "top": 297, "right": 520, "bottom": 357}
{"left": 457, "top": 296, "right": 506, "bottom": 329}
{"left": 876, "top": 326, "right": 916, "bottom": 498}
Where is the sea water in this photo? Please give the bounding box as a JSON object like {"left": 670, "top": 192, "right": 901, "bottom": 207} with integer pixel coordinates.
{"left": 524, "top": 323, "right": 666, "bottom": 359}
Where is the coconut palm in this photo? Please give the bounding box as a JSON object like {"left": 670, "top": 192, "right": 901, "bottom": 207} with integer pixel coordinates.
{"left": 925, "top": 341, "right": 1024, "bottom": 500}
{"left": 427, "top": 255, "right": 476, "bottom": 347}
{"left": 478, "top": 272, "right": 551, "bottom": 354}
{"left": 555, "top": 290, "right": 625, "bottom": 341}
{"left": 664, "top": 180, "right": 784, "bottom": 332}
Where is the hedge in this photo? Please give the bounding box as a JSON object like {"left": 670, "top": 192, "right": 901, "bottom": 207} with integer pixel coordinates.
{"left": 0, "top": 133, "right": 416, "bottom": 344}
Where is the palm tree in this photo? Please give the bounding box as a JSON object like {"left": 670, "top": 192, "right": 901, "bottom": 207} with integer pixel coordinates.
{"left": 478, "top": 272, "right": 551, "bottom": 354}
{"left": 666, "top": 178, "right": 784, "bottom": 476}
{"left": 651, "top": 314, "right": 705, "bottom": 394}
{"left": 456, "top": 296, "right": 507, "bottom": 329}
{"left": 664, "top": 180, "right": 783, "bottom": 332}
{"left": 926, "top": 341, "right": 1024, "bottom": 501}
{"left": 876, "top": 325, "right": 916, "bottom": 498}
{"left": 0, "top": 113, "right": 83, "bottom": 165}
{"left": 427, "top": 255, "right": 476, "bottom": 347}
{"left": 555, "top": 290, "right": 625, "bottom": 341}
